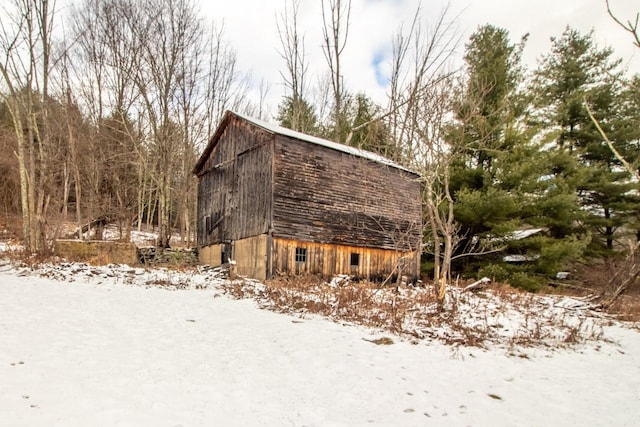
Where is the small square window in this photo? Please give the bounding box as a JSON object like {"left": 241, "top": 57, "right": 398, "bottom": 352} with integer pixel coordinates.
{"left": 350, "top": 253, "right": 360, "bottom": 267}
{"left": 295, "top": 247, "right": 307, "bottom": 263}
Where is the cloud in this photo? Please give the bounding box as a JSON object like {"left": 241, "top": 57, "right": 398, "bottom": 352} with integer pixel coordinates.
{"left": 199, "top": 0, "right": 640, "bottom": 117}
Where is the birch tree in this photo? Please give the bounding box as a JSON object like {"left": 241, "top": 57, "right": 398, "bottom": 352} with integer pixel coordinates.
{"left": 0, "top": 0, "right": 57, "bottom": 252}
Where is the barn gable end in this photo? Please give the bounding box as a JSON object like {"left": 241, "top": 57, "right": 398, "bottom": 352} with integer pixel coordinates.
{"left": 194, "top": 114, "right": 273, "bottom": 248}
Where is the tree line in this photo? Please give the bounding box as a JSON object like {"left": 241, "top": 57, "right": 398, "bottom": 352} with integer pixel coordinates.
{"left": 1, "top": 0, "right": 253, "bottom": 251}
{"left": 1, "top": 0, "right": 639, "bottom": 290}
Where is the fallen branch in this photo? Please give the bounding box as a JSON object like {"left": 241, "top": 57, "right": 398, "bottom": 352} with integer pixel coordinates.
{"left": 600, "top": 269, "right": 640, "bottom": 310}
{"left": 548, "top": 281, "right": 593, "bottom": 292}
{"left": 463, "top": 277, "right": 491, "bottom": 292}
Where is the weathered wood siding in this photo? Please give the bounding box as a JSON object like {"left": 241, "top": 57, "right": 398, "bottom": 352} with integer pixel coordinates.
{"left": 235, "top": 234, "right": 269, "bottom": 280}
{"left": 199, "top": 243, "right": 223, "bottom": 266}
{"left": 271, "top": 238, "right": 419, "bottom": 279}
{"left": 272, "top": 135, "right": 422, "bottom": 252}
{"left": 196, "top": 116, "right": 273, "bottom": 247}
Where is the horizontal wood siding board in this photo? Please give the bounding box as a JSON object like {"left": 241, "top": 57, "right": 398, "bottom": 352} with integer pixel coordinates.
{"left": 272, "top": 135, "right": 421, "bottom": 251}
{"left": 196, "top": 116, "right": 272, "bottom": 246}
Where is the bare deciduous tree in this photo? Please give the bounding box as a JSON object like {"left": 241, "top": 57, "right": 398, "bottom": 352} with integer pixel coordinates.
{"left": 277, "top": 0, "right": 307, "bottom": 102}
{"left": 69, "top": 0, "right": 145, "bottom": 239}
{"left": 276, "top": 0, "right": 316, "bottom": 133}
{"left": 203, "top": 23, "right": 251, "bottom": 138}
{"left": 607, "top": 0, "right": 640, "bottom": 48}
{"left": 385, "top": 6, "right": 460, "bottom": 305}
{"left": 128, "top": 0, "right": 199, "bottom": 247}
{"left": 321, "top": 0, "right": 351, "bottom": 142}
{"left": 412, "top": 77, "right": 459, "bottom": 306}
{"left": 0, "top": 0, "right": 249, "bottom": 252}
{"left": 0, "top": 0, "right": 58, "bottom": 252}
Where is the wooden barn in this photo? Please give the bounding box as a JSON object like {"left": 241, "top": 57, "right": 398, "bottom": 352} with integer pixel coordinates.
{"left": 193, "top": 111, "right": 422, "bottom": 281}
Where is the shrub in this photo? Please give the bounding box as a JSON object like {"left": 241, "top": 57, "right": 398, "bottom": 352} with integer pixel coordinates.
{"left": 536, "top": 235, "right": 589, "bottom": 276}
{"left": 508, "top": 272, "right": 545, "bottom": 292}
{"left": 420, "top": 260, "right": 435, "bottom": 278}
{"left": 478, "top": 264, "right": 510, "bottom": 282}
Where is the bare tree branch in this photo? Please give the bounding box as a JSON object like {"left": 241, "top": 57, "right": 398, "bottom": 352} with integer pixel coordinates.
{"left": 584, "top": 98, "right": 639, "bottom": 181}
{"left": 276, "top": 0, "right": 307, "bottom": 101}
{"left": 321, "top": 0, "right": 351, "bottom": 141}
{"left": 606, "top": 0, "right": 640, "bottom": 48}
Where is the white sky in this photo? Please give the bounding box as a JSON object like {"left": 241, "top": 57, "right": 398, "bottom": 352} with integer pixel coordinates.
{"left": 200, "top": 0, "right": 640, "bottom": 117}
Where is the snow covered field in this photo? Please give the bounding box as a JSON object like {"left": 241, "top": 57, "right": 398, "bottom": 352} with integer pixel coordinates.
{"left": 1, "top": 262, "right": 639, "bottom": 426}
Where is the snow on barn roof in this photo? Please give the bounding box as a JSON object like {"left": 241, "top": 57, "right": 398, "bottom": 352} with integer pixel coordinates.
{"left": 193, "top": 110, "right": 416, "bottom": 175}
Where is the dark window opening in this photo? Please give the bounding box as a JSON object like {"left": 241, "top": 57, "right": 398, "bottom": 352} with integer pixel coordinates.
{"left": 350, "top": 253, "right": 360, "bottom": 270}
{"left": 205, "top": 215, "right": 212, "bottom": 233}
{"left": 295, "top": 247, "right": 307, "bottom": 263}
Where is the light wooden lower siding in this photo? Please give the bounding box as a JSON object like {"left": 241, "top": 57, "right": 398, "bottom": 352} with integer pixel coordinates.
{"left": 199, "top": 244, "right": 223, "bottom": 267}
{"left": 200, "top": 235, "right": 269, "bottom": 280}
{"left": 234, "top": 234, "right": 269, "bottom": 281}
{"left": 271, "top": 237, "right": 419, "bottom": 281}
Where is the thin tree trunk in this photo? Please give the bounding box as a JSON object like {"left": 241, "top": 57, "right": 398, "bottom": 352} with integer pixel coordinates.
{"left": 11, "top": 103, "right": 32, "bottom": 250}
{"left": 27, "top": 124, "right": 37, "bottom": 250}
{"left": 62, "top": 163, "right": 69, "bottom": 220}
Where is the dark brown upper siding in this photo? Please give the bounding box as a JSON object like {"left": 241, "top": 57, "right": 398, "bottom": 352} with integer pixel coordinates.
{"left": 196, "top": 116, "right": 273, "bottom": 246}
{"left": 272, "top": 135, "right": 421, "bottom": 251}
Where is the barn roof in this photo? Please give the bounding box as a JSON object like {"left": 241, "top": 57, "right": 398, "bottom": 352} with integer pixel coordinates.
{"left": 193, "top": 110, "right": 416, "bottom": 175}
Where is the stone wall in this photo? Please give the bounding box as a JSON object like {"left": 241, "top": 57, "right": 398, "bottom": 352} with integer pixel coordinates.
{"left": 54, "top": 240, "right": 138, "bottom": 265}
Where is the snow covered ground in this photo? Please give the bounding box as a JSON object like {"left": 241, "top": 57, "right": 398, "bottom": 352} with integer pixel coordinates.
{"left": 1, "top": 261, "right": 639, "bottom": 426}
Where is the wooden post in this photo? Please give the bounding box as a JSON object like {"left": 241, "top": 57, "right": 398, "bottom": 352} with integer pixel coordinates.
{"left": 229, "top": 260, "right": 237, "bottom": 280}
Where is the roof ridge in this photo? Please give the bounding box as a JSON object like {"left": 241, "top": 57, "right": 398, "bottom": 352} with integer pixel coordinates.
{"left": 228, "top": 110, "right": 415, "bottom": 174}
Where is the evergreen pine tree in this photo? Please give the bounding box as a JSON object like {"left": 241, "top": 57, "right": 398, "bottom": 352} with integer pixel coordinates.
{"left": 449, "top": 25, "right": 533, "bottom": 268}
{"left": 276, "top": 95, "right": 319, "bottom": 136}
{"left": 533, "top": 27, "right": 638, "bottom": 253}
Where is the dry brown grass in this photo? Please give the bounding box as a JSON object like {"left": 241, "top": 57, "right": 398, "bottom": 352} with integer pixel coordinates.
{"left": 607, "top": 295, "right": 640, "bottom": 322}
{"left": 0, "top": 214, "right": 22, "bottom": 240}
{"left": 2, "top": 249, "right": 56, "bottom": 268}
{"left": 220, "top": 274, "right": 611, "bottom": 349}
{"left": 574, "top": 252, "right": 640, "bottom": 321}
{"left": 3, "top": 251, "right": 620, "bottom": 349}
{"left": 261, "top": 277, "right": 436, "bottom": 334}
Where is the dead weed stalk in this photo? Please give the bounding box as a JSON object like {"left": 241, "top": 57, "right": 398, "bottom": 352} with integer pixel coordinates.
{"left": 221, "top": 275, "right": 612, "bottom": 349}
